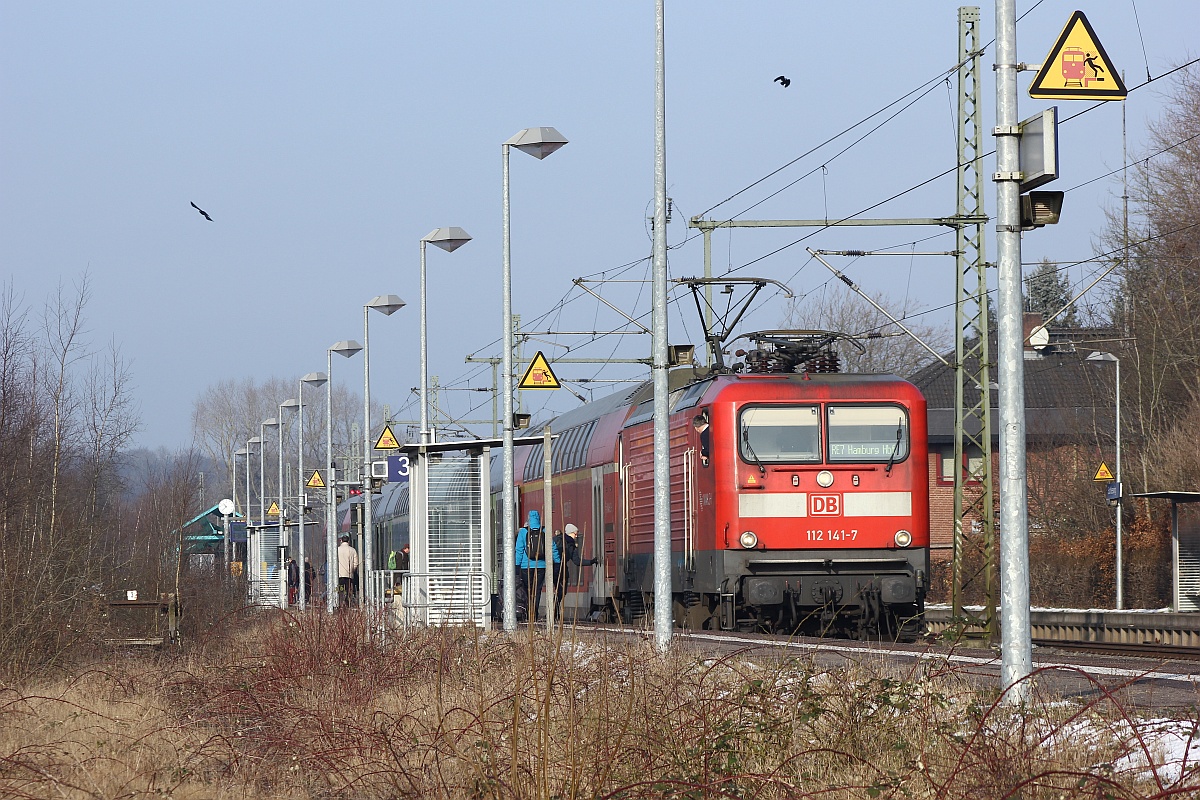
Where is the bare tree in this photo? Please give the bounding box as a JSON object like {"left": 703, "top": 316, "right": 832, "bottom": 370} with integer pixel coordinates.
{"left": 0, "top": 277, "right": 142, "bottom": 679}
{"left": 83, "top": 338, "right": 138, "bottom": 520}
{"left": 780, "top": 282, "right": 951, "bottom": 377}
{"left": 41, "top": 277, "right": 91, "bottom": 545}
{"left": 1100, "top": 67, "right": 1200, "bottom": 499}
{"left": 191, "top": 378, "right": 373, "bottom": 515}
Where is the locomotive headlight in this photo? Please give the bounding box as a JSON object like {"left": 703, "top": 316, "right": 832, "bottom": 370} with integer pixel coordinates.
{"left": 739, "top": 530, "right": 759, "bottom": 549}
{"left": 894, "top": 529, "right": 912, "bottom": 548}
{"left": 816, "top": 470, "right": 834, "bottom": 488}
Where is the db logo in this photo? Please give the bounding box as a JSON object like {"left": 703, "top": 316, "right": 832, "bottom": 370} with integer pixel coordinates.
{"left": 810, "top": 494, "right": 841, "bottom": 516}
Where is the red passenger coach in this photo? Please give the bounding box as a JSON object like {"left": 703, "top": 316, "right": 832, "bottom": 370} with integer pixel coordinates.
{"left": 500, "top": 331, "right": 929, "bottom": 640}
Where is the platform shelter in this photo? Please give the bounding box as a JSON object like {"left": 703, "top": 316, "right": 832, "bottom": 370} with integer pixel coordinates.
{"left": 1131, "top": 491, "right": 1200, "bottom": 611}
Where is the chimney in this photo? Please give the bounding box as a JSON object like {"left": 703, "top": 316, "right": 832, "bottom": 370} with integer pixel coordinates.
{"left": 1022, "top": 312, "right": 1044, "bottom": 351}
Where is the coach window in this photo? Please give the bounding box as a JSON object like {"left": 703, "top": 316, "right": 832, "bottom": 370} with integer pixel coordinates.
{"left": 739, "top": 405, "right": 821, "bottom": 463}
{"left": 826, "top": 405, "right": 909, "bottom": 463}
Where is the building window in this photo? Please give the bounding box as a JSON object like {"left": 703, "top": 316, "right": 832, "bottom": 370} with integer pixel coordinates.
{"left": 940, "top": 446, "right": 985, "bottom": 484}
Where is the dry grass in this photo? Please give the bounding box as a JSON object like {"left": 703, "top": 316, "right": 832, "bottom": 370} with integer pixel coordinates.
{"left": 2, "top": 611, "right": 1198, "bottom": 799}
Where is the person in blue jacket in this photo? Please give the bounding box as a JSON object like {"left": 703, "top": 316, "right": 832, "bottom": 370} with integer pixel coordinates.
{"left": 514, "top": 509, "right": 559, "bottom": 623}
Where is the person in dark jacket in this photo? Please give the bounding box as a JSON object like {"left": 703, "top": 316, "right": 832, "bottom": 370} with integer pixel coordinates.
{"left": 553, "top": 523, "right": 596, "bottom": 620}
{"left": 514, "top": 509, "right": 559, "bottom": 623}
{"left": 286, "top": 557, "right": 300, "bottom": 606}
{"left": 303, "top": 557, "right": 317, "bottom": 605}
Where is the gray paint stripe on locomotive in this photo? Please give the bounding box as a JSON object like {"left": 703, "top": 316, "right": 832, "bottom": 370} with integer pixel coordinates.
{"left": 738, "top": 491, "right": 912, "bottom": 518}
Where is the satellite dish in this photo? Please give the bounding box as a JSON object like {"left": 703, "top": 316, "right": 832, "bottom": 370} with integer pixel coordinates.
{"left": 1028, "top": 325, "right": 1050, "bottom": 350}
{"left": 218, "top": 498, "right": 235, "bottom": 516}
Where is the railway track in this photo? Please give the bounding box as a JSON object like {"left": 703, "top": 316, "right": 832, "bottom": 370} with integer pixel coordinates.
{"left": 925, "top": 605, "right": 1200, "bottom": 650}
{"left": 1032, "top": 638, "right": 1200, "bottom": 661}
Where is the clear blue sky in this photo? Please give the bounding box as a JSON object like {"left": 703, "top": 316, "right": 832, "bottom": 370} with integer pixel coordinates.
{"left": 2, "top": 2, "right": 1195, "bottom": 450}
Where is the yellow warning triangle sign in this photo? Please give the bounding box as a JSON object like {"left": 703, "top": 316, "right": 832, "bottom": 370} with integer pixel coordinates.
{"left": 267, "top": 501, "right": 281, "bottom": 517}
{"left": 1093, "top": 462, "right": 1114, "bottom": 482}
{"left": 1028, "top": 10, "right": 1126, "bottom": 101}
{"left": 519, "top": 350, "right": 561, "bottom": 390}
{"left": 306, "top": 470, "right": 325, "bottom": 489}
{"left": 374, "top": 425, "right": 400, "bottom": 450}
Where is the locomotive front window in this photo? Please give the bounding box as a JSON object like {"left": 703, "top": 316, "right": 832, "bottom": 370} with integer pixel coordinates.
{"left": 739, "top": 405, "right": 821, "bottom": 463}
{"left": 827, "top": 405, "right": 909, "bottom": 463}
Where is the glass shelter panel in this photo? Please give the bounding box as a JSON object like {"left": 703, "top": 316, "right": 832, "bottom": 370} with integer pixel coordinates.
{"left": 827, "top": 405, "right": 909, "bottom": 463}
{"left": 739, "top": 405, "right": 821, "bottom": 463}
{"left": 427, "top": 455, "right": 485, "bottom": 625}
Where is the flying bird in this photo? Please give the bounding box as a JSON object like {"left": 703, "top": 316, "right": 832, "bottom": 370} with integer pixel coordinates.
{"left": 774, "top": 75, "right": 791, "bottom": 88}
{"left": 190, "top": 201, "right": 213, "bottom": 221}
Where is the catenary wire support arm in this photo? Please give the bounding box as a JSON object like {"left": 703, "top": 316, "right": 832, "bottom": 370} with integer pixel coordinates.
{"left": 808, "top": 249, "right": 951, "bottom": 368}
{"left": 573, "top": 279, "right": 652, "bottom": 333}
{"left": 815, "top": 250, "right": 959, "bottom": 257}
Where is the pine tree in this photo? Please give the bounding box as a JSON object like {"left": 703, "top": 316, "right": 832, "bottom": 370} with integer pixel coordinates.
{"left": 1023, "top": 257, "right": 1078, "bottom": 327}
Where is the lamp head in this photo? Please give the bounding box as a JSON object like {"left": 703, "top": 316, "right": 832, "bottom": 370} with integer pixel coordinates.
{"left": 505, "top": 127, "right": 568, "bottom": 160}
{"left": 422, "top": 227, "right": 472, "bottom": 253}
{"left": 262, "top": 418, "right": 278, "bottom": 429}
{"left": 367, "top": 294, "right": 406, "bottom": 316}
{"left": 331, "top": 340, "right": 363, "bottom": 358}
{"left": 280, "top": 398, "right": 300, "bottom": 412}
{"left": 302, "top": 371, "right": 328, "bottom": 388}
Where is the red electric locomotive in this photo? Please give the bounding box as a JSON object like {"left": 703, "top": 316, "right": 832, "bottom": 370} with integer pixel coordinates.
{"left": 499, "top": 331, "right": 929, "bottom": 639}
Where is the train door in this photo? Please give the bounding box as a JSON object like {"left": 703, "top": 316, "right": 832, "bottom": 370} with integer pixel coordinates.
{"left": 590, "top": 465, "right": 608, "bottom": 606}
{"left": 617, "top": 432, "right": 631, "bottom": 591}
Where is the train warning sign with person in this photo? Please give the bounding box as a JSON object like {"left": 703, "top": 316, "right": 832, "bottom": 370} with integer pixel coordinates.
{"left": 1028, "top": 10, "right": 1126, "bottom": 100}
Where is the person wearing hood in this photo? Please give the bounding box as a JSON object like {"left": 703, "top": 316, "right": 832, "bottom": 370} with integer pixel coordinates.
{"left": 553, "top": 522, "right": 597, "bottom": 620}
{"left": 514, "top": 509, "right": 559, "bottom": 623}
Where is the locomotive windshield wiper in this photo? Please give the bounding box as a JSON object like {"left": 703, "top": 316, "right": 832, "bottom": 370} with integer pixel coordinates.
{"left": 885, "top": 419, "right": 903, "bottom": 475}
{"left": 741, "top": 425, "right": 766, "bottom": 474}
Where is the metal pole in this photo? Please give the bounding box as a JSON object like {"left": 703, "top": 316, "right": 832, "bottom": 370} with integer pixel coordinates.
{"left": 1115, "top": 356, "right": 1123, "bottom": 609}
{"left": 244, "top": 444, "right": 251, "bottom": 523}
{"left": 298, "top": 383, "right": 306, "bottom": 610}
{"left": 260, "top": 425, "right": 268, "bottom": 529}
{"left": 258, "top": 430, "right": 266, "bottom": 597}
{"left": 260, "top": 420, "right": 274, "bottom": 601}
{"left": 995, "top": 0, "right": 1032, "bottom": 701}
{"left": 543, "top": 426, "right": 554, "bottom": 632}
{"left": 501, "top": 142, "right": 517, "bottom": 633}
{"left": 363, "top": 306, "right": 374, "bottom": 608}
{"left": 702, "top": 226, "right": 712, "bottom": 368}
{"left": 222, "top": 511, "right": 231, "bottom": 581}
{"left": 651, "top": 0, "right": 672, "bottom": 651}
{"left": 278, "top": 406, "right": 287, "bottom": 610}
{"left": 245, "top": 441, "right": 253, "bottom": 581}
{"left": 952, "top": 5, "right": 997, "bottom": 641}
{"left": 327, "top": 349, "right": 337, "bottom": 612}
{"left": 420, "top": 240, "right": 430, "bottom": 445}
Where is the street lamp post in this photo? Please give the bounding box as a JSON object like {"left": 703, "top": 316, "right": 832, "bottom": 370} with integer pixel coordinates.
{"left": 233, "top": 447, "right": 248, "bottom": 577}
{"left": 260, "top": 420, "right": 278, "bottom": 529}
{"left": 278, "top": 399, "right": 299, "bottom": 609}
{"left": 364, "top": 295, "right": 406, "bottom": 607}
{"left": 1088, "top": 351, "right": 1123, "bottom": 608}
{"left": 501, "top": 126, "right": 568, "bottom": 632}
{"left": 327, "top": 340, "right": 362, "bottom": 612}
{"left": 420, "top": 227, "right": 472, "bottom": 444}
{"left": 246, "top": 437, "right": 261, "bottom": 518}
{"left": 259, "top": 418, "right": 278, "bottom": 602}
{"left": 298, "top": 373, "right": 327, "bottom": 610}
{"left": 244, "top": 437, "right": 261, "bottom": 589}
